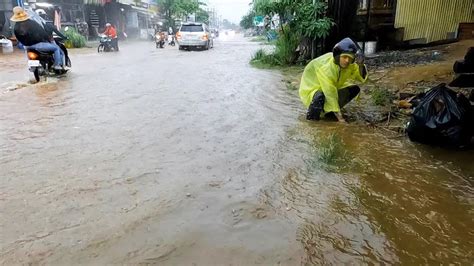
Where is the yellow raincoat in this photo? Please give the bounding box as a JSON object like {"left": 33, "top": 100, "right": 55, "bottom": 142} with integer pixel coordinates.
{"left": 299, "top": 52, "right": 368, "bottom": 113}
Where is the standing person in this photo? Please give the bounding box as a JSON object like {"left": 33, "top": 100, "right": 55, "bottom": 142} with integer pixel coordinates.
{"left": 299, "top": 37, "right": 368, "bottom": 122}
{"left": 10, "top": 6, "right": 63, "bottom": 71}
{"left": 103, "top": 23, "right": 118, "bottom": 51}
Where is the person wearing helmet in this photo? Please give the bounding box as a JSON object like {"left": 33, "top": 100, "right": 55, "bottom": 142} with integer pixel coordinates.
{"left": 102, "top": 23, "right": 118, "bottom": 51}
{"left": 299, "top": 37, "right": 368, "bottom": 122}
{"left": 35, "top": 9, "right": 67, "bottom": 41}
{"left": 35, "top": 9, "right": 70, "bottom": 68}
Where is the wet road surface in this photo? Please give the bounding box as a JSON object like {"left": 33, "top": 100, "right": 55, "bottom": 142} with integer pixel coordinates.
{"left": 1, "top": 35, "right": 473, "bottom": 264}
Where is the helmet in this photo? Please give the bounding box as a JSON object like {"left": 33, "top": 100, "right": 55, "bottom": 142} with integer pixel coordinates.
{"left": 35, "top": 9, "right": 48, "bottom": 20}
{"left": 333, "top": 37, "right": 361, "bottom": 66}
{"left": 105, "top": 23, "right": 111, "bottom": 27}
{"left": 35, "top": 9, "right": 46, "bottom": 16}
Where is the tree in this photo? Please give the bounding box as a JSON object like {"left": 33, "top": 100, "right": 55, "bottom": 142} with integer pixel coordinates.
{"left": 196, "top": 8, "right": 210, "bottom": 24}
{"left": 156, "top": 0, "right": 176, "bottom": 29}
{"left": 155, "top": 0, "right": 204, "bottom": 29}
{"left": 240, "top": 10, "right": 255, "bottom": 29}
{"left": 175, "top": 0, "right": 199, "bottom": 19}
{"left": 250, "top": 0, "right": 334, "bottom": 62}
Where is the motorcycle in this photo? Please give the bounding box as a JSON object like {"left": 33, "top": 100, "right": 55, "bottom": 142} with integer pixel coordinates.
{"left": 26, "top": 37, "right": 70, "bottom": 82}
{"left": 98, "top": 34, "right": 114, "bottom": 52}
{"left": 155, "top": 32, "right": 165, "bottom": 48}
{"left": 168, "top": 34, "right": 175, "bottom": 46}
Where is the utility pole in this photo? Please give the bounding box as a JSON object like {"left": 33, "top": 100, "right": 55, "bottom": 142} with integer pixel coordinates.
{"left": 311, "top": 0, "right": 316, "bottom": 59}
{"left": 363, "top": 0, "right": 372, "bottom": 53}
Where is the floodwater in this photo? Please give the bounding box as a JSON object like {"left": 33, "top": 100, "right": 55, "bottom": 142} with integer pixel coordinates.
{"left": 1, "top": 35, "right": 473, "bottom": 264}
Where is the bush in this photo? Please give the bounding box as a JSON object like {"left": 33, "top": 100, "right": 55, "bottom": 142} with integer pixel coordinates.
{"left": 252, "top": 48, "right": 266, "bottom": 61}
{"left": 251, "top": 35, "right": 267, "bottom": 42}
{"left": 318, "top": 133, "right": 346, "bottom": 165}
{"left": 371, "top": 87, "right": 393, "bottom": 106}
{"left": 63, "top": 28, "right": 86, "bottom": 48}
{"left": 274, "top": 25, "right": 299, "bottom": 65}
{"left": 251, "top": 48, "right": 279, "bottom": 67}
{"left": 250, "top": 25, "right": 300, "bottom": 68}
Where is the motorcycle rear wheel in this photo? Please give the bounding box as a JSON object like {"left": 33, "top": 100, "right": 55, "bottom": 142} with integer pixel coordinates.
{"left": 33, "top": 68, "right": 40, "bottom": 82}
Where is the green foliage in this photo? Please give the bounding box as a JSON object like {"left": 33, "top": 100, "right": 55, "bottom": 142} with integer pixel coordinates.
{"left": 240, "top": 10, "right": 256, "bottom": 29}
{"left": 253, "top": 0, "right": 333, "bottom": 40}
{"left": 318, "top": 133, "right": 347, "bottom": 165}
{"left": 251, "top": 36, "right": 267, "bottom": 42}
{"left": 248, "top": 0, "right": 333, "bottom": 66}
{"left": 285, "top": 82, "right": 298, "bottom": 90}
{"left": 371, "top": 87, "right": 393, "bottom": 106}
{"left": 155, "top": 0, "right": 206, "bottom": 29}
{"left": 251, "top": 48, "right": 279, "bottom": 67}
{"left": 250, "top": 26, "right": 299, "bottom": 67}
{"left": 291, "top": 0, "right": 333, "bottom": 39}
{"left": 274, "top": 25, "right": 299, "bottom": 65}
{"left": 196, "top": 7, "right": 209, "bottom": 23}
{"left": 251, "top": 50, "right": 274, "bottom": 66}
{"left": 175, "top": 0, "right": 199, "bottom": 18}
{"left": 63, "top": 28, "right": 86, "bottom": 48}
{"left": 252, "top": 48, "right": 266, "bottom": 61}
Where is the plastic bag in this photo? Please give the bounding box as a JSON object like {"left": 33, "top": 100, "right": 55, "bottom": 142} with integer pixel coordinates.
{"left": 0, "top": 36, "right": 13, "bottom": 54}
{"left": 406, "top": 83, "right": 473, "bottom": 148}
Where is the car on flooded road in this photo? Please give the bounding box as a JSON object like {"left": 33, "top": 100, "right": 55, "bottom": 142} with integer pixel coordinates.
{"left": 176, "top": 22, "right": 214, "bottom": 51}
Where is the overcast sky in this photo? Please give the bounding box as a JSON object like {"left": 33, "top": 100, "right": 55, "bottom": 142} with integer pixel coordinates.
{"left": 208, "top": 0, "right": 252, "bottom": 24}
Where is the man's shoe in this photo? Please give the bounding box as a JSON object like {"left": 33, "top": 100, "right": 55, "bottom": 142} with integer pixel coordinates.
{"left": 306, "top": 106, "right": 322, "bottom": 120}
{"left": 306, "top": 91, "right": 325, "bottom": 120}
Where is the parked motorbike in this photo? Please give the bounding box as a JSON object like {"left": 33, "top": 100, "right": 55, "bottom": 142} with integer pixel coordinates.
{"left": 155, "top": 32, "right": 165, "bottom": 48}
{"left": 26, "top": 37, "right": 70, "bottom": 82}
{"left": 98, "top": 34, "right": 114, "bottom": 52}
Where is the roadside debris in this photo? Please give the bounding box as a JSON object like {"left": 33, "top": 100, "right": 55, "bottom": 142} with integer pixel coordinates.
{"left": 365, "top": 48, "right": 444, "bottom": 70}
{"left": 450, "top": 47, "right": 474, "bottom": 87}
{"left": 406, "top": 83, "right": 473, "bottom": 148}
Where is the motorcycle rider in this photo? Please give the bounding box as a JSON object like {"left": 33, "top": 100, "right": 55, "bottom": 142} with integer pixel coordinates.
{"left": 35, "top": 9, "right": 67, "bottom": 40}
{"left": 167, "top": 26, "right": 174, "bottom": 45}
{"left": 10, "top": 6, "right": 63, "bottom": 71}
{"left": 154, "top": 25, "right": 165, "bottom": 48}
{"left": 35, "top": 9, "right": 70, "bottom": 67}
{"left": 102, "top": 23, "right": 118, "bottom": 51}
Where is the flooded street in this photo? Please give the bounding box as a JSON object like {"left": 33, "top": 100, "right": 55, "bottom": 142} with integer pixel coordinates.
{"left": 1, "top": 35, "right": 473, "bottom": 264}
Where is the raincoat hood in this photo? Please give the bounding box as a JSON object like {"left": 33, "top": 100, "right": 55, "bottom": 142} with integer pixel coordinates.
{"left": 332, "top": 37, "right": 361, "bottom": 66}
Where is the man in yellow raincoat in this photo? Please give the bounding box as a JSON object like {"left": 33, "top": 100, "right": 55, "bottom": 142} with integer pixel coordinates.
{"left": 299, "top": 38, "right": 368, "bottom": 122}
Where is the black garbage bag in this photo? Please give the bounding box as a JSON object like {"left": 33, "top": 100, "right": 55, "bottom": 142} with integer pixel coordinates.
{"left": 449, "top": 73, "right": 474, "bottom": 87}
{"left": 453, "top": 59, "right": 474, "bottom": 74}
{"left": 464, "top": 47, "right": 474, "bottom": 63}
{"left": 406, "top": 83, "right": 474, "bottom": 148}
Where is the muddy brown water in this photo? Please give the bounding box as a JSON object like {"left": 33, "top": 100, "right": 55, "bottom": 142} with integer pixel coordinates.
{"left": 1, "top": 35, "right": 473, "bottom": 264}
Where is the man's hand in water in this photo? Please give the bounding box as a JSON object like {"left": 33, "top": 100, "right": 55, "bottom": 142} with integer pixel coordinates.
{"left": 335, "top": 112, "right": 347, "bottom": 123}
